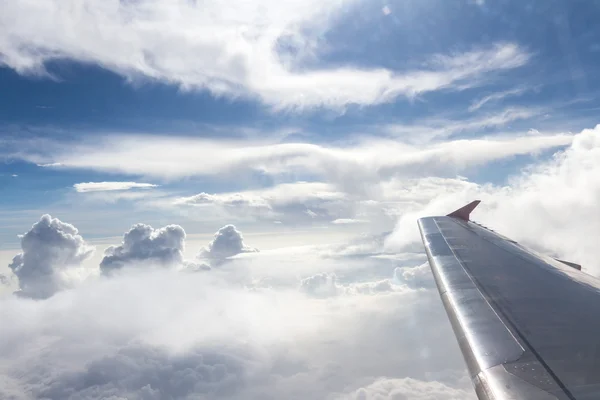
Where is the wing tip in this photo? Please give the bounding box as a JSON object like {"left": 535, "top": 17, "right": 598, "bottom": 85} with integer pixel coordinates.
{"left": 447, "top": 200, "right": 481, "bottom": 221}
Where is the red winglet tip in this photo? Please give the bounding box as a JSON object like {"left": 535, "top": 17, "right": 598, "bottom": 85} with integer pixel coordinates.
{"left": 447, "top": 200, "right": 481, "bottom": 221}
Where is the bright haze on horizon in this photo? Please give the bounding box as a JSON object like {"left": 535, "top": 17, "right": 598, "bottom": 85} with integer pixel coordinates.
{"left": 1, "top": 1, "right": 600, "bottom": 399}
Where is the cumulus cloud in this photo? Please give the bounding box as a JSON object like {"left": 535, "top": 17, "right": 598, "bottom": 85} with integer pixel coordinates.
{"left": 7, "top": 214, "right": 95, "bottom": 299}
{"left": 300, "top": 270, "right": 412, "bottom": 298}
{"left": 0, "top": 0, "right": 530, "bottom": 108}
{"left": 100, "top": 223, "right": 186, "bottom": 273}
{"left": 73, "top": 181, "right": 158, "bottom": 192}
{"left": 300, "top": 272, "right": 340, "bottom": 297}
{"left": 333, "top": 377, "right": 474, "bottom": 400}
{"left": 198, "top": 225, "right": 258, "bottom": 266}
{"left": 395, "top": 264, "right": 436, "bottom": 290}
{"left": 384, "top": 125, "right": 600, "bottom": 276}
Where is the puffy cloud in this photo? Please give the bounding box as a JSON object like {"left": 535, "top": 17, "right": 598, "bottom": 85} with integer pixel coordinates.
{"left": 334, "top": 377, "right": 474, "bottom": 400}
{"left": 300, "top": 272, "right": 339, "bottom": 297}
{"left": 395, "top": 264, "right": 436, "bottom": 290}
{"left": 100, "top": 224, "right": 186, "bottom": 273}
{"left": 73, "top": 181, "right": 158, "bottom": 192}
{"left": 197, "top": 225, "right": 258, "bottom": 266}
{"left": 7, "top": 214, "right": 95, "bottom": 299}
{"left": 300, "top": 272, "right": 403, "bottom": 298}
{"left": 384, "top": 125, "right": 600, "bottom": 275}
{"left": 0, "top": 0, "right": 530, "bottom": 109}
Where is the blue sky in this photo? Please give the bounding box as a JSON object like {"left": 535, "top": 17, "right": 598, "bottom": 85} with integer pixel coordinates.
{"left": 4, "top": 1, "right": 600, "bottom": 399}
{"left": 1, "top": 0, "right": 599, "bottom": 250}
{"left": 2, "top": 0, "right": 599, "bottom": 250}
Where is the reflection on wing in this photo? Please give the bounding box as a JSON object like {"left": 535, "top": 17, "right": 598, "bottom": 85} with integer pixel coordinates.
{"left": 419, "top": 201, "right": 600, "bottom": 400}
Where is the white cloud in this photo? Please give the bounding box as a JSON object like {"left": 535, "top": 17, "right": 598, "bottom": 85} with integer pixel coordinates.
{"left": 300, "top": 272, "right": 340, "bottom": 297}
{"left": 100, "top": 223, "right": 187, "bottom": 273}
{"left": 176, "top": 182, "right": 350, "bottom": 222}
{"left": 197, "top": 225, "right": 258, "bottom": 266}
{"left": 0, "top": 240, "right": 471, "bottom": 399}
{"left": 468, "top": 86, "right": 532, "bottom": 112}
{"left": 171, "top": 178, "right": 480, "bottom": 228}
{"left": 7, "top": 214, "right": 95, "bottom": 299}
{"left": 73, "top": 181, "right": 158, "bottom": 192}
{"left": 385, "top": 107, "right": 540, "bottom": 142}
{"left": 14, "top": 132, "right": 573, "bottom": 185}
{"left": 396, "top": 264, "right": 436, "bottom": 290}
{"left": 332, "top": 218, "right": 367, "bottom": 224}
{"left": 0, "top": 1, "right": 529, "bottom": 108}
{"left": 299, "top": 264, "right": 430, "bottom": 299}
{"left": 332, "top": 377, "right": 474, "bottom": 400}
{"left": 384, "top": 125, "right": 600, "bottom": 276}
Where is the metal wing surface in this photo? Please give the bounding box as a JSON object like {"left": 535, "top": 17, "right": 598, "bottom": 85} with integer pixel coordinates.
{"left": 418, "top": 201, "right": 600, "bottom": 400}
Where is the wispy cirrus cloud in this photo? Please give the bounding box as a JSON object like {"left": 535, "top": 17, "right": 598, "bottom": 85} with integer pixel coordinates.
{"left": 74, "top": 181, "right": 158, "bottom": 192}
{"left": 385, "top": 107, "right": 541, "bottom": 142}
{"left": 0, "top": 0, "right": 530, "bottom": 109}
{"left": 468, "top": 86, "right": 534, "bottom": 112}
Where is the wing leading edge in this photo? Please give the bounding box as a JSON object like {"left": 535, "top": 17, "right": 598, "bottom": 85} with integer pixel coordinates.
{"left": 419, "top": 202, "right": 600, "bottom": 400}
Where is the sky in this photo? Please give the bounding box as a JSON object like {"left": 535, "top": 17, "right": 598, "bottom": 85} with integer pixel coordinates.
{"left": 1, "top": 0, "right": 600, "bottom": 399}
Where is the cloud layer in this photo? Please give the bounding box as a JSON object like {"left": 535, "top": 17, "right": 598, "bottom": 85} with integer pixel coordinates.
{"left": 8, "top": 214, "right": 95, "bottom": 299}
{"left": 0, "top": 238, "right": 472, "bottom": 399}
{"left": 0, "top": 0, "right": 530, "bottom": 108}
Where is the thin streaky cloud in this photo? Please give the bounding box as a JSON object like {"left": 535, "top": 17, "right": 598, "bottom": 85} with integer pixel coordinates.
{"left": 13, "top": 133, "right": 572, "bottom": 183}
{"left": 468, "top": 86, "right": 533, "bottom": 112}
{"left": 385, "top": 107, "right": 541, "bottom": 142}
{"left": 74, "top": 182, "right": 159, "bottom": 192}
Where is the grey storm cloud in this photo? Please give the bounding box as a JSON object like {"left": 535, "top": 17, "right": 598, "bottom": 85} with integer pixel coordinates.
{"left": 101, "top": 224, "right": 186, "bottom": 273}
{"left": 7, "top": 214, "right": 95, "bottom": 299}
{"left": 198, "top": 225, "right": 258, "bottom": 266}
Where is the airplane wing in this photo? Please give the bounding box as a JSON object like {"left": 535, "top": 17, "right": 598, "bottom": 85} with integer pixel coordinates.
{"left": 418, "top": 201, "right": 600, "bottom": 400}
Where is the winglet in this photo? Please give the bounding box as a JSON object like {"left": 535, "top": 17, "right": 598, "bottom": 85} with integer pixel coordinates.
{"left": 555, "top": 258, "right": 582, "bottom": 271}
{"left": 447, "top": 200, "right": 481, "bottom": 221}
